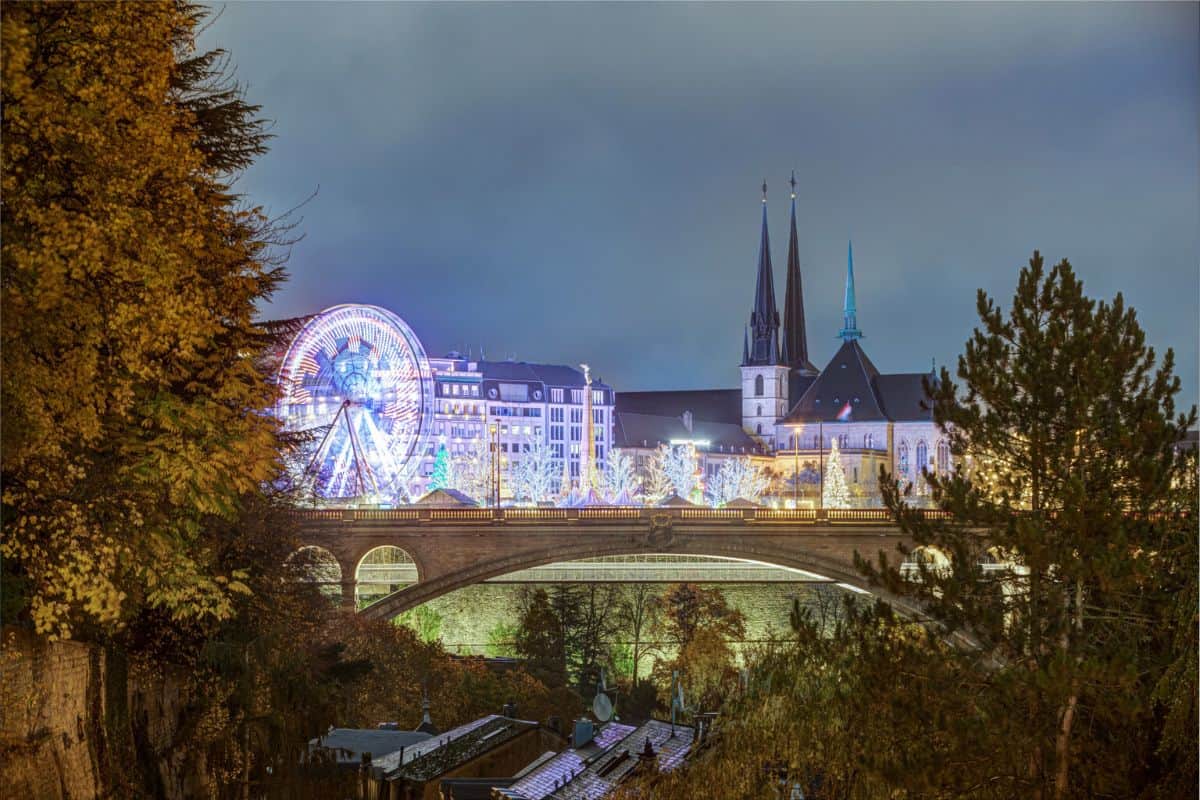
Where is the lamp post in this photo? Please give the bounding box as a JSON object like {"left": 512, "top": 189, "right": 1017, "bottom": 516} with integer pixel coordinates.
{"left": 818, "top": 421, "right": 824, "bottom": 510}
{"left": 488, "top": 423, "right": 500, "bottom": 507}
{"left": 791, "top": 426, "right": 800, "bottom": 508}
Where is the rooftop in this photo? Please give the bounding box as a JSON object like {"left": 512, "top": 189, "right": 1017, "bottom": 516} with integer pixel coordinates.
{"left": 499, "top": 720, "right": 695, "bottom": 800}
{"left": 308, "top": 728, "right": 432, "bottom": 766}
{"left": 375, "top": 714, "right": 539, "bottom": 782}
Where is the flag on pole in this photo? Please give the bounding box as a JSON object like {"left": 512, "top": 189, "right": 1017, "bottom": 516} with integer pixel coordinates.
{"left": 836, "top": 401, "right": 853, "bottom": 422}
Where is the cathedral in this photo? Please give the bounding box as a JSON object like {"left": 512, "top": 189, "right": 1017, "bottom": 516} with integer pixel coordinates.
{"left": 613, "top": 177, "right": 950, "bottom": 503}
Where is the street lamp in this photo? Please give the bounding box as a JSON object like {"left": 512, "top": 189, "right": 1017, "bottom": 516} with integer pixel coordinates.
{"left": 488, "top": 423, "right": 500, "bottom": 507}
{"left": 790, "top": 426, "right": 801, "bottom": 509}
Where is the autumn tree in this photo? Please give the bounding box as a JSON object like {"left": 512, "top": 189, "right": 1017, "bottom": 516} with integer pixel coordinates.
{"left": 2, "top": 1, "right": 284, "bottom": 638}
{"left": 650, "top": 583, "right": 745, "bottom": 649}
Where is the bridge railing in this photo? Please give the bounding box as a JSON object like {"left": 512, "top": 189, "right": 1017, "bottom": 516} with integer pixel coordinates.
{"left": 290, "top": 506, "right": 952, "bottom": 526}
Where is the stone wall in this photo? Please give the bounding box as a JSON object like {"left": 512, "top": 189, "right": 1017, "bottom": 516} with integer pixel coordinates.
{"left": 0, "top": 628, "right": 203, "bottom": 800}
{"left": 0, "top": 628, "right": 104, "bottom": 799}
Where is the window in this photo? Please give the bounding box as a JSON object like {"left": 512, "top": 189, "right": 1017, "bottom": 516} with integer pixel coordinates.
{"left": 756, "top": 404, "right": 762, "bottom": 417}
{"left": 864, "top": 433, "right": 874, "bottom": 449}
{"left": 916, "top": 441, "right": 928, "bottom": 472}
{"left": 551, "top": 388, "right": 564, "bottom": 403}
{"left": 898, "top": 442, "right": 909, "bottom": 476}
{"left": 937, "top": 440, "right": 950, "bottom": 473}
{"left": 754, "top": 375, "right": 764, "bottom": 396}
{"left": 571, "top": 389, "right": 584, "bottom": 403}
{"left": 756, "top": 423, "right": 762, "bottom": 435}
{"left": 854, "top": 467, "right": 859, "bottom": 483}
{"left": 593, "top": 389, "right": 604, "bottom": 404}
{"left": 838, "top": 434, "right": 848, "bottom": 448}
{"left": 813, "top": 434, "right": 821, "bottom": 449}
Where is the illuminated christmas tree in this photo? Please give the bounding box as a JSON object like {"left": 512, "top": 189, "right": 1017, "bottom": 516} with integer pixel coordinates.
{"left": 823, "top": 438, "right": 851, "bottom": 509}
{"left": 428, "top": 442, "right": 452, "bottom": 491}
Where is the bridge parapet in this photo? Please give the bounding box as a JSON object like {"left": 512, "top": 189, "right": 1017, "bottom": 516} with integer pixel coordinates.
{"left": 290, "top": 506, "right": 951, "bottom": 526}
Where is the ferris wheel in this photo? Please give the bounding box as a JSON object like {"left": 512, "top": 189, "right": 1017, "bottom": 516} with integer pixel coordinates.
{"left": 275, "top": 304, "right": 434, "bottom": 503}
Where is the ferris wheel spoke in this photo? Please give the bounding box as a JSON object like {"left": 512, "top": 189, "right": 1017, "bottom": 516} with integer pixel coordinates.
{"left": 345, "top": 406, "right": 381, "bottom": 498}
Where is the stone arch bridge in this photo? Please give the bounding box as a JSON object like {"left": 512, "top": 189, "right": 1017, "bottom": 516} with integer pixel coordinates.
{"left": 293, "top": 507, "right": 947, "bottom": 620}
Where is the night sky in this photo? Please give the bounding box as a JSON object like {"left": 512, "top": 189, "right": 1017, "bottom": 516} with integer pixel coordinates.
{"left": 200, "top": 3, "right": 1199, "bottom": 409}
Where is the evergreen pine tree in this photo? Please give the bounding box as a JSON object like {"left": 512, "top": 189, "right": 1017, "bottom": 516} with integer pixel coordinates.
{"left": 866, "top": 251, "right": 1197, "bottom": 798}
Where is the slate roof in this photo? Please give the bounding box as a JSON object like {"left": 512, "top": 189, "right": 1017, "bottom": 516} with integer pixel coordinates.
{"left": 499, "top": 722, "right": 637, "bottom": 800}
{"left": 615, "top": 390, "right": 741, "bottom": 425}
{"left": 374, "top": 715, "right": 539, "bottom": 782}
{"left": 498, "top": 720, "right": 695, "bottom": 800}
{"left": 780, "top": 339, "right": 937, "bottom": 425}
{"left": 308, "top": 728, "right": 432, "bottom": 766}
{"left": 612, "top": 412, "right": 761, "bottom": 453}
{"left": 782, "top": 340, "right": 887, "bottom": 423}
{"left": 478, "top": 361, "right": 613, "bottom": 392}
{"left": 873, "top": 373, "right": 934, "bottom": 421}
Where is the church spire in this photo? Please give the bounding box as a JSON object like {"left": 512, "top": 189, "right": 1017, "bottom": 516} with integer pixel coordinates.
{"left": 839, "top": 239, "right": 863, "bottom": 341}
{"left": 745, "top": 180, "right": 781, "bottom": 365}
{"left": 781, "top": 171, "right": 817, "bottom": 374}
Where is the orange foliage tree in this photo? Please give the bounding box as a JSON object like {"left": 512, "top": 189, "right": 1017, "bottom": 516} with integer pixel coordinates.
{"left": 2, "top": 1, "right": 284, "bottom": 638}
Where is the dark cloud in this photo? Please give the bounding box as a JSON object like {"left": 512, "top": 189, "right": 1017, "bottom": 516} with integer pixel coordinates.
{"left": 201, "top": 2, "right": 1199, "bottom": 409}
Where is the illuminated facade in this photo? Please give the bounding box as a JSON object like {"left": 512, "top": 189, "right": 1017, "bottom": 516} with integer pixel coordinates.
{"left": 420, "top": 354, "right": 614, "bottom": 497}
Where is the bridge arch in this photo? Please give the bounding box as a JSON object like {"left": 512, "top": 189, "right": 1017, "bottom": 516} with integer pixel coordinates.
{"left": 356, "top": 538, "right": 925, "bottom": 623}
{"left": 355, "top": 545, "right": 419, "bottom": 607}
{"left": 286, "top": 545, "right": 343, "bottom": 601}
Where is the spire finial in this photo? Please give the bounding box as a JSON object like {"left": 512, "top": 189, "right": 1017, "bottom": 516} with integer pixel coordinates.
{"left": 761, "top": 179, "right": 767, "bottom": 203}
{"left": 789, "top": 170, "right": 797, "bottom": 199}
{"left": 838, "top": 239, "right": 863, "bottom": 341}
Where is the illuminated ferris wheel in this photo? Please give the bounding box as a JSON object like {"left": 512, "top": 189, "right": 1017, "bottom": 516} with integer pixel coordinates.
{"left": 276, "top": 304, "right": 434, "bottom": 503}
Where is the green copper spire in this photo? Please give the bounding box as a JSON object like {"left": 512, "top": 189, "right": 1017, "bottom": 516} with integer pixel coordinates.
{"left": 839, "top": 239, "right": 862, "bottom": 341}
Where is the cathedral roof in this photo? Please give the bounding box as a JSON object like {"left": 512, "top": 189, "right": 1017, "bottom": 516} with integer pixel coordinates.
{"left": 873, "top": 373, "right": 934, "bottom": 421}
{"left": 781, "top": 342, "right": 935, "bottom": 424}
{"left": 616, "top": 389, "right": 741, "bottom": 425}
{"left": 781, "top": 339, "right": 888, "bottom": 423}
{"left": 612, "top": 411, "right": 761, "bottom": 453}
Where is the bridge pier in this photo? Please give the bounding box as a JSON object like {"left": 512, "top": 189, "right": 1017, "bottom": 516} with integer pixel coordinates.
{"left": 338, "top": 579, "right": 358, "bottom": 611}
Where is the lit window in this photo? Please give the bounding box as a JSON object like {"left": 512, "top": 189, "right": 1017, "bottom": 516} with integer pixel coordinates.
{"left": 754, "top": 375, "right": 764, "bottom": 396}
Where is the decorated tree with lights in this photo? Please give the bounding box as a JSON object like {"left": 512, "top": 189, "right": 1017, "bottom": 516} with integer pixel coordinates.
{"left": 599, "top": 450, "right": 639, "bottom": 503}
{"left": 449, "top": 435, "right": 491, "bottom": 504}
{"left": 707, "top": 457, "right": 769, "bottom": 506}
{"left": 659, "top": 443, "right": 700, "bottom": 499}
{"left": 822, "top": 439, "right": 851, "bottom": 509}
{"left": 641, "top": 448, "right": 675, "bottom": 505}
{"left": 428, "top": 442, "right": 454, "bottom": 492}
{"left": 510, "top": 440, "right": 559, "bottom": 505}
